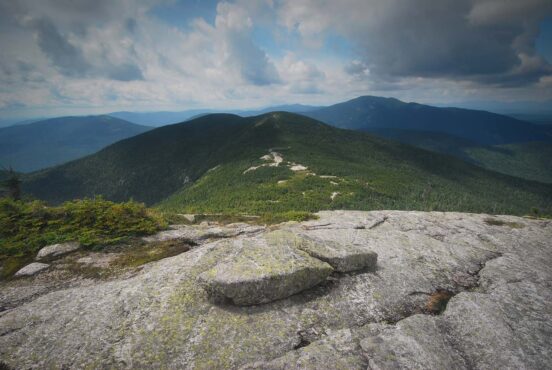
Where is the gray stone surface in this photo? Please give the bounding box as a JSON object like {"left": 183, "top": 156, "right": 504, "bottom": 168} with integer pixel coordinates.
{"left": 0, "top": 211, "right": 551, "bottom": 369}
{"left": 142, "top": 222, "right": 265, "bottom": 243}
{"left": 294, "top": 235, "right": 377, "bottom": 272}
{"left": 36, "top": 241, "right": 81, "bottom": 261}
{"left": 14, "top": 262, "right": 49, "bottom": 277}
{"left": 198, "top": 231, "right": 334, "bottom": 305}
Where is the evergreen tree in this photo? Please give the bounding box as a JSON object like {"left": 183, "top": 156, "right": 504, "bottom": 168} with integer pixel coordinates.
{"left": 1, "top": 167, "right": 22, "bottom": 200}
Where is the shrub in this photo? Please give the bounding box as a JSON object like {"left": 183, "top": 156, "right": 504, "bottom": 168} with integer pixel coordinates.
{"left": 0, "top": 197, "right": 167, "bottom": 259}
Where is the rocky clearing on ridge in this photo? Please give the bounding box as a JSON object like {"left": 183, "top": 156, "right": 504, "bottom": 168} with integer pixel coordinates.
{"left": 0, "top": 210, "right": 551, "bottom": 369}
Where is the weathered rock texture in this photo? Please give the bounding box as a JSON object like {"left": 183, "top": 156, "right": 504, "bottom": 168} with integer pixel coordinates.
{"left": 142, "top": 222, "right": 265, "bottom": 243}
{"left": 1, "top": 211, "right": 551, "bottom": 369}
{"left": 36, "top": 241, "right": 80, "bottom": 261}
{"left": 13, "top": 262, "right": 49, "bottom": 277}
{"left": 198, "top": 231, "right": 334, "bottom": 305}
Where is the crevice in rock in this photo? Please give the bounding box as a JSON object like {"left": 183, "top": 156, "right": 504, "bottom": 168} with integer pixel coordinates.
{"left": 0, "top": 327, "right": 21, "bottom": 338}
{"left": 281, "top": 251, "right": 506, "bottom": 359}
{"left": 0, "top": 361, "right": 14, "bottom": 370}
{"left": 466, "top": 252, "right": 503, "bottom": 293}
{"left": 293, "top": 336, "right": 311, "bottom": 350}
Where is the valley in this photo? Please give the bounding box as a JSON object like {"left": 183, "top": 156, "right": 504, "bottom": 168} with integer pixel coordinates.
{"left": 2, "top": 0, "right": 552, "bottom": 366}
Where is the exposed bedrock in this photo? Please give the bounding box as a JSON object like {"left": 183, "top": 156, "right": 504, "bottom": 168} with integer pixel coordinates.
{"left": 0, "top": 211, "right": 550, "bottom": 369}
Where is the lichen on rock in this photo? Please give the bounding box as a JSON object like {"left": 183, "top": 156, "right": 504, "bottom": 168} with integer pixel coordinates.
{"left": 266, "top": 230, "right": 378, "bottom": 272}
{"left": 1, "top": 211, "right": 551, "bottom": 369}
{"left": 198, "top": 232, "right": 333, "bottom": 305}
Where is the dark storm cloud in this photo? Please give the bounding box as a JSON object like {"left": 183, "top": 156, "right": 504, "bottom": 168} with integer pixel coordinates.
{"left": 296, "top": 0, "right": 552, "bottom": 86}
{"left": 357, "top": 1, "right": 519, "bottom": 77}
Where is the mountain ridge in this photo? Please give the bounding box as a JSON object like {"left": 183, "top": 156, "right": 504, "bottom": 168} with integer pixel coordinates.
{"left": 0, "top": 115, "right": 151, "bottom": 172}
{"left": 24, "top": 112, "right": 552, "bottom": 216}
{"left": 304, "top": 95, "right": 551, "bottom": 145}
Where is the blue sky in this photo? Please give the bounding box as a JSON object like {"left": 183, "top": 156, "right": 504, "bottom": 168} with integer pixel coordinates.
{"left": 537, "top": 18, "right": 552, "bottom": 64}
{"left": 0, "top": 0, "right": 551, "bottom": 119}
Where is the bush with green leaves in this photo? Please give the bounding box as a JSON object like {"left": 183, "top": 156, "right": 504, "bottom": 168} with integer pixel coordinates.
{"left": 0, "top": 197, "right": 167, "bottom": 259}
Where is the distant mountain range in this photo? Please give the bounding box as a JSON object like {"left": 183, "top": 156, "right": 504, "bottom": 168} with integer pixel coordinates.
{"left": 298, "top": 96, "right": 552, "bottom": 182}
{"left": 109, "top": 104, "right": 319, "bottom": 126}
{"left": 4, "top": 95, "right": 552, "bottom": 188}
{"left": 24, "top": 112, "right": 551, "bottom": 216}
{"left": 304, "top": 96, "right": 551, "bottom": 145}
{"left": 0, "top": 115, "right": 150, "bottom": 172}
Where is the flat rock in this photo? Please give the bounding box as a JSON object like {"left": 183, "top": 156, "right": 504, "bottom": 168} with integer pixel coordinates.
{"left": 14, "top": 262, "right": 49, "bottom": 277}
{"left": 142, "top": 223, "right": 264, "bottom": 243}
{"left": 36, "top": 241, "right": 80, "bottom": 261}
{"left": 1, "top": 211, "right": 551, "bottom": 369}
{"left": 198, "top": 231, "right": 333, "bottom": 305}
{"left": 278, "top": 232, "right": 377, "bottom": 272}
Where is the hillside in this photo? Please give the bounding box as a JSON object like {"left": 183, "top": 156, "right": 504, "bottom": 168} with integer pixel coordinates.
{"left": 364, "top": 128, "right": 552, "bottom": 183}
{"left": 24, "top": 113, "right": 551, "bottom": 216}
{"left": 0, "top": 115, "right": 151, "bottom": 172}
{"left": 466, "top": 141, "right": 552, "bottom": 184}
{"left": 304, "top": 96, "right": 551, "bottom": 145}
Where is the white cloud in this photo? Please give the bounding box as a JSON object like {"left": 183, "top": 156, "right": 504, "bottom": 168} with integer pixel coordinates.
{"left": 0, "top": 0, "right": 551, "bottom": 117}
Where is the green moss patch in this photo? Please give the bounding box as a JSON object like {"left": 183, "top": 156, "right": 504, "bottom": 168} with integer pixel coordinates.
{"left": 112, "top": 239, "right": 192, "bottom": 268}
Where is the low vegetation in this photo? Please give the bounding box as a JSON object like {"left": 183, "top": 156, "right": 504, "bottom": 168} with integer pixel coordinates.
{"left": 466, "top": 141, "right": 552, "bottom": 184}
{"left": 158, "top": 114, "right": 552, "bottom": 216}
{"left": 111, "top": 239, "right": 192, "bottom": 268}
{"left": 0, "top": 197, "right": 167, "bottom": 264}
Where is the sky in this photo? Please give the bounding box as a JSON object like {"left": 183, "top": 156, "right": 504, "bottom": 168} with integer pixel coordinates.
{"left": 0, "top": 0, "right": 551, "bottom": 119}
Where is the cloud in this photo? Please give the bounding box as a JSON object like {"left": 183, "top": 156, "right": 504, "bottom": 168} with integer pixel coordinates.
{"left": 0, "top": 0, "right": 551, "bottom": 117}
{"left": 277, "top": 53, "right": 324, "bottom": 93}
{"left": 278, "top": 0, "right": 552, "bottom": 86}
{"left": 106, "top": 63, "right": 144, "bottom": 81}
{"left": 28, "top": 17, "right": 90, "bottom": 77}
{"left": 344, "top": 60, "right": 369, "bottom": 79}
{"left": 4, "top": 0, "right": 148, "bottom": 81}
{"left": 214, "top": 1, "right": 280, "bottom": 85}
{"left": 26, "top": 15, "right": 145, "bottom": 81}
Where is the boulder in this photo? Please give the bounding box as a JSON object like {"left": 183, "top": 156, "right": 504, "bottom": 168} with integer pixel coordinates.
{"left": 14, "top": 262, "right": 49, "bottom": 277}
{"left": 198, "top": 232, "right": 333, "bottom": 305}
{"left": 268, "top": 231, "right": 377, "bottom": 272}
{"left": 36, "top": 241, "right": 80, "bottom": 261}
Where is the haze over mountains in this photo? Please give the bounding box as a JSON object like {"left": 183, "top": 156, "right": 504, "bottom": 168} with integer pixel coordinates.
{"left": 302, "top": 96, "right": 552, "bottom": 183}
{"left": 24, "top": 112, "right": 551, "bottom": 216}
{"left": 3, "top": 95, "right": 551, "bottom": 184}
{"left": 109, "top": 104, "right": 319, "bottom": 127}
{"left": 304, "top": 96, "right": 552, "bottom": 145}
{"left": 0, "top": 115, "right": 150, "bottom": 172}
